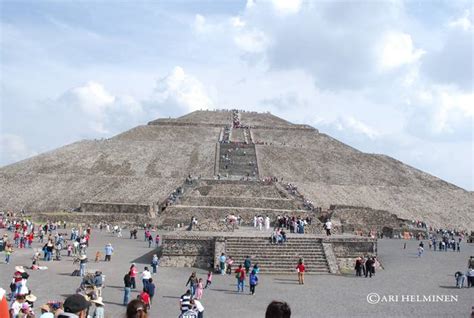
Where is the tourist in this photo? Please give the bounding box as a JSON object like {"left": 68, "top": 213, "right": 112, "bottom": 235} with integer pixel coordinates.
{"left": 91, "top": 297, "right": 105, "bottom": 318}
{"left": 249, "top": 269, "right": 259, "bottom": 295}
{"left": 195, "top": 278, "right": 204, "bottom": 299}
{"left": 9, "top": 294, "right": 25, "bottom": 318}
{"left": 219, "top": 253, "right": 226, "bottom": 275}
{"left": 151, "top": 254, "right": 159, "bottom": 274}
{"left": 190, "top": 298, "right": 205, "bottom": 318}
{"left": 145, "top": 278, "right": 155, "bottom": 306}
{"left": 417, "top": 245, "right": 424, "bottom": 257}
{"left": 264, "top": 216, "right": 270, "bottom": 230}
{"left": 79, "top": 254, "right": 88, "bottom": 277}
{"left": 179, "top": 290, "right": 192, "bottom": 314}
{"left": 226, "top": 256, "right": 234, "bottom": 274}
{"left": 126, "top": 299, "right": 148, "bottom": 318}
{"left": 155, "top": 234, "right": 160, "bottom": 247}
{"left": 324, "top": 220, "right": 332, "bottom": 236}
{"left": 466, "top": 267, "right": 474, "bottom": 287}
{"left": 244, "top": 256, "right": 252, "bottom": 274}
{"left": 130, "top": 264, "right": 138, "bottom": 289}
{"left": 455, "top": 271, "right": 465, "bottom": 288}
{"left": 265, "top": 301, "right": 291, "bottom": 318}
{"left": 235, "top": 264, "right": 246, "bottom": 293}
{"left": 185, "top": 272, "right": 199, "bottom": 296}
{"left": 141, "top": 267, "right": 152, "bottom": 291}
{"left": 204, "top": 270, "right": 212, "bottom": 289}
{"left": 93, "top": 271, "right": 104, "bottom": 297}
{"left": 4, "top": 243, "right": 12, "bottom": 264}
{"left": 296, "top": 259, "right": 305, "bottom": 285}
{"left": 139, "top": 290, "right": 150, "bottom": 310}
{"left": 365, "top": 257, "right": 375, "bottom": 278}
{"left": 123, "top": 271, "right": 132, "bottom": 305}
{"left": 147, "top": 234, "right": 153, "bottom": 248}
{"left": 58, "top": 294, "right": 90, "bottom": 318}
{"left": 104, "top": 243, "right": 113, "bottom": 261}
{"left": 355, "top": 256, "right": 363, "bottom": 277}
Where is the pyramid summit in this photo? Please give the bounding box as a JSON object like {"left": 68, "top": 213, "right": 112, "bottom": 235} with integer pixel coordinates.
{"left": 0, "top": 109, "right": 472, "bottom": 231}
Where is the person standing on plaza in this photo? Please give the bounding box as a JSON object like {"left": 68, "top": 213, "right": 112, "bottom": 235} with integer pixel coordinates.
{"left": 104, "top": 243, "right": 113, "bottom": 261}
{"left": 355, "top": 256, "right": 363, "bottom": 277}
{"left": 190, "top": 299, "right": 205, "bottom": 318}
{"left": 91, "top": 297, "right": 105, "bottom": 318}
{"left": 179, "top": 290, "right": 192, "bottom": 314}
{"left": 296, "top": 259, "right": 305, "bottom": 285}
{"left": 155, "top": 234, "right": 160, "bottom": 247}
{"left": 235, "top": 264, "right": 246, "bottom": 293}
{"left": 129, "top": 264, "right": 138, "bottom": 289}
{"left": 365, "top": 257, "right": 375, "bottom": 278}
{"left": 79, "top": 254, "right": 88, "bottom": 277}
{"left": 141, "top": 267, "right": 152, "bottom": 291}
{"left": 123, "top": 271, "right": 132, "bottom": 306}
{"left": 145, "top": 278, "right": 155, "bottom": 307}
{"left": 185, "top": 272, "right": 199, "bottom": 296}
{"left": 151, "top": 254, "right": 159, "bottom": 275}
{"left": 249, "top": 269, "right": 259, "bottom": 295}
{"left": 219, "top": 253, "right": 226, "bottom": 275}
{"left": 204, "top": 270, "right": 213, "bottom": 289}
{"left": 195, "top": 278, "right": 204, "bottom": 300}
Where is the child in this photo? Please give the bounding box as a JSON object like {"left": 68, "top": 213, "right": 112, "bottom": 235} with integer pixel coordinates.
{"left": 139, "top": 291, "right": 150, "bottom": 310}
{"left": 204, "top": 271, "right": 212, "bottom": 289}
{"left": 195, "top": 278, "right": 204, "bottom": 300}
{"left": 67, "top": 244, "right": 72, "bottom": 257}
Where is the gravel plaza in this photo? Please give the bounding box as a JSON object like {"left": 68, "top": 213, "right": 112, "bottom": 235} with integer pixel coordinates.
{"left": 1, "top": 228, "right": 472, "bottom": 318}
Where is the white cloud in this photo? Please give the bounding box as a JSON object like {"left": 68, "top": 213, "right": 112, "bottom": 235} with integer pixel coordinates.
{"left": 152, "top": 66, "right": 214, "bottom": 112}
{"left": 378, "top": 31, "right": 425, "bottom": 70}
{"left": 447, "top": 9, "right": 473, "bottom": 31}
{"left": 230, "top": 16, "right": 246, "bottom": 29}
{"left": 193, "top": 14, "right": 207, "bottom": 33}
{"left": 271, "top": 0, "right": 302, "bottom": 15}
{"left": 0, "top": 134, "right": 37, "bottom": 164}
{"left": 234, "top": 29, "right": 270, "bottom": 53}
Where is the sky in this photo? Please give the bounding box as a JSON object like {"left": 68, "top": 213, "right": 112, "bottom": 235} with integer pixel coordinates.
{"left": 0, "top": 0, "right": 473, "bottom": 190}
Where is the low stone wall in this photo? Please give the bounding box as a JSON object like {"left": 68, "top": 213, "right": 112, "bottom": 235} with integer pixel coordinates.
{"left": 81, "top": 202, "right": 154, "bottom": 215}
{"left": 179, "top": 196, "right": 297, "bottom": 210}
{"left": 160, "top": 236, "right": 214, "bottom": 268}
{"left": 32, "top": 212, "right": 152, "bottom": 226}
{"left": 326, "top": 237, "right": 377, "bottom": 271}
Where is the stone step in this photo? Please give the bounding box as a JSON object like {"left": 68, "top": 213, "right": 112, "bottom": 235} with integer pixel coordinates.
{"left": 179, "top": 196, "right": 297, "bottom": 210}
{"left": 226, "top": 251, "right": 325, "bottom": 257}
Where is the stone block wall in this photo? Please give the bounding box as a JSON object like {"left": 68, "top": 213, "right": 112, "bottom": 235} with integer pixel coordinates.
{"left": 81, "top": 202, "right": 154, "bottom": 215}
{"left": 160, "top": 236, "right": 214, "bottom": 268}
{"left": 326, "top": 238, "right": 377, "bottom": 271}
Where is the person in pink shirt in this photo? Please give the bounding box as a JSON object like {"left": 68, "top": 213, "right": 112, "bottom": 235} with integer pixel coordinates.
{"left": 129, "top": 264, "right": 138, "bottom": 289}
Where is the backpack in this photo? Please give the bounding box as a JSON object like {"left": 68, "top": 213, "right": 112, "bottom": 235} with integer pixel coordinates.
{"left": 235, "top": 271, "right": 241, "bottom": 279}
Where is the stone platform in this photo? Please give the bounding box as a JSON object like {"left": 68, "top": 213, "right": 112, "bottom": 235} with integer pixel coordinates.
{"left": 159, "top": 229, "right": 376, "bottom": 274}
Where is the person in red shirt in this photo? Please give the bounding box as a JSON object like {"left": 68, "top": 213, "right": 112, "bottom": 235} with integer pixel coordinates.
{"left": 296, "top": 259, "right": 305, "bottom": 285}
{"left": 139, "top": 291, "right": 150, "bottom": 310}
{"left": 234, "top": 264, "right": 246, "bottom": 292}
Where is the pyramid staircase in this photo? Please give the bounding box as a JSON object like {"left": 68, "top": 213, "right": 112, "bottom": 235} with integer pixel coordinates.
{"left": 225, "top": 236, "right": 330, "bottom": 273}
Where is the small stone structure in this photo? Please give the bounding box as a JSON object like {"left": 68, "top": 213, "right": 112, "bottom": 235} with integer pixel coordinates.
{"left": 159, "top": 234, "right": 376, "bottom": 274}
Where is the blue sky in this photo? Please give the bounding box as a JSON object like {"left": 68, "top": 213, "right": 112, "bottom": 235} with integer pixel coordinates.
{"left": 1, "top": 0, "right": 473, "bottom": 190}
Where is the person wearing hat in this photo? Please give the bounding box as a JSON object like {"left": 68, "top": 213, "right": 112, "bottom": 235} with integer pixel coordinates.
{"left": 57, "top": 294, "right": 90, "bottom": 318}
{"left": 25, "top": 293, "right": 37, "bottom": 307}
{"left": 91, "top": 297, "right": 105, "bottom": 318}
{"left": 39, "top": 304, "right": 54, "bottom": 318}
{"left": 79, "top": 255, "right": 88, "bottom": 277}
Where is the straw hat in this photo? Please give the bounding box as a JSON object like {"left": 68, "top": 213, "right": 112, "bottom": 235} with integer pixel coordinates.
{"left": 15, "top": 266, "right": 25, "bottom": 273}
{"left": 91, "top": 297, "right": 104, "bottom": 306}
{"left": 40, "top": 304, "right": 50, "bottom": 312}
{"left": 26, "top": 294, "right": 37, "bottom": 302}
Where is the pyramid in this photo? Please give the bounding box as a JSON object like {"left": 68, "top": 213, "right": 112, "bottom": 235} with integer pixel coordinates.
{"left": 0, "top": 110, "right": 472, "bottom": 230}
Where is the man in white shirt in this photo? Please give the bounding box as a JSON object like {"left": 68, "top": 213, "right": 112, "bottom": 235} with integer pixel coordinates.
{"left": 324, "top": 220, "right": 332, "bottom": 236}
{"left": 141, "top": 267, "right": 152, "bottom": 290}
{"left": 191, "top": 299, "right": 205, "bottom": 318}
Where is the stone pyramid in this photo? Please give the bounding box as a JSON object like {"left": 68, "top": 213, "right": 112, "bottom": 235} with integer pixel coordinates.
{"left": 0, "top": 110, "right": 472, "bottom": 230}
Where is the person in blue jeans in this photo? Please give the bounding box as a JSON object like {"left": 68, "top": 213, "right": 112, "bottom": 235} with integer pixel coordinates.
{"left": 235, "top": 264, "right": 246, "bottom": 292}
{"left": 123, "top": 272, "right": 132, "bottom": 305}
